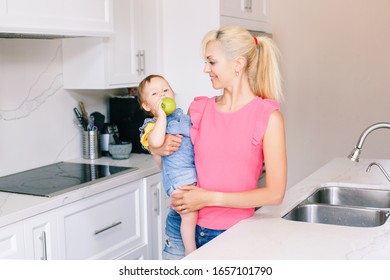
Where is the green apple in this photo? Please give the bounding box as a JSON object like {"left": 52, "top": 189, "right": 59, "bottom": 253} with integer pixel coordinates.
{"left": 161, "top": 97, "right": 176, "bottom": 115}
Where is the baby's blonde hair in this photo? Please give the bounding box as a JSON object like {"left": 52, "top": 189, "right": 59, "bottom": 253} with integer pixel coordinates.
{"left": 137, "top": 74, "right": 166, "bottom": 106}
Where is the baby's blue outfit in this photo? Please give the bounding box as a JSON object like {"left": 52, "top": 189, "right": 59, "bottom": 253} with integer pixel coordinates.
{"left": 139, "top": 108, "right": 197, "bottom": 196}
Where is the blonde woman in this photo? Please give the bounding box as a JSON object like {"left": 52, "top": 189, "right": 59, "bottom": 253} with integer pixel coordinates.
{"left": 152, "top": 26, "right": 287, "bottom": 259}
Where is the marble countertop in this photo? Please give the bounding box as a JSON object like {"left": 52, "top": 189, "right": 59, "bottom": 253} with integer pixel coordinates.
{"left": 185, "top": 157, "right": 390, "bottom": 260}
{"left": 0, "top": 154, "right": 159, "bottom": 228}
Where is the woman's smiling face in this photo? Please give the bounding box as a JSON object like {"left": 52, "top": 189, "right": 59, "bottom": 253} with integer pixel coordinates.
{"left": 203, "top": 40, "right": 236, "bottom": 90}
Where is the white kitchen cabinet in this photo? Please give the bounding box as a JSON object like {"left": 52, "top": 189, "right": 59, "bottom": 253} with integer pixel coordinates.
{"left": 0, "top": 173, "right": 164, "bottom": 260}
{"left": 57, "top": 179, "right": 148, "bottom": 260}
{"left": 0, "top": 221, "right": 25, "bottom": 259}
{"left": 0, "top": 0, "right": 113, "bottom": 37}
{"left": 62, "top": 0, "right": 160, "bottom": 89}
{"left": 116, "top": 243, "right": 148, "bottom": 260}
{"left": 220, "top": 0, "right": 271, "bottom": 32}
{"left": 24, "top": 210, "right": 59, "bottom": 260}
{"left": 145, "top": 172, "right": 169, "bottom": 260}
{"left": 0, "top": 211, "right": 59, "bottom": 260}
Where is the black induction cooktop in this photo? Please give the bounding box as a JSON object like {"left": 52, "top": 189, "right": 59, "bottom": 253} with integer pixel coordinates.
{"left": 0, "top": 162, "right": 136, "bottom": 197}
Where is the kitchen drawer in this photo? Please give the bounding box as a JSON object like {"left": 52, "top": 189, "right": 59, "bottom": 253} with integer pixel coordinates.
{"left": 116, "top": 244, "right": 148, "bottom": 260}
{"left": 58, "top": 180, "right": 147, "bottom": 259}
{"left": 0, "top": 221, "right": 25, "bottom": 259}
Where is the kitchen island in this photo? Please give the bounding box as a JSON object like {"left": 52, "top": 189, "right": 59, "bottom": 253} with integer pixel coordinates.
{"left": 185, "top": 157, "right": 390, "bottom": 259}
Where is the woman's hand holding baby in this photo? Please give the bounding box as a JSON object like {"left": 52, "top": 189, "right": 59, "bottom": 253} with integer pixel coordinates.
{"left": 149, "top": 134, "right": 183, "bottom": 156}
{"left": 171, "top": 185, "right": 212, "bottom": 213}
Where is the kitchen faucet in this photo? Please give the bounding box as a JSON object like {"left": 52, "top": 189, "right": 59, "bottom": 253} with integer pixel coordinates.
{"left": 348, "top": 122, "right": 390, "bottom": 162}
{"left": 366, "top": 162, "right": 390, "bottom": 182}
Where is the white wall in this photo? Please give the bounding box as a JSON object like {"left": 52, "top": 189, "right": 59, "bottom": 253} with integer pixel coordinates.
{"left": 0, "top": 39, "right": 116, "bottom": 176}
{"left": 272, "top": 0, "right": 390, "bottom": 186}
{"left": 160, "top": 0, "right": 221, "bottom": 111}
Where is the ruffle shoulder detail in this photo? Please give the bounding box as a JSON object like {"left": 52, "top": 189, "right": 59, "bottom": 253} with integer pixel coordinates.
{"left": 189, "top": 96, "right": 210, "bottom": 144}
{"left": 251, "top": 98, "right": 281, "bottom": 151}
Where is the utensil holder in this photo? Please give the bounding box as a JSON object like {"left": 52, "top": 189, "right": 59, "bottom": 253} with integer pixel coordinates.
{"left": 82, "top": 131, "right": 101, "bottom": 159}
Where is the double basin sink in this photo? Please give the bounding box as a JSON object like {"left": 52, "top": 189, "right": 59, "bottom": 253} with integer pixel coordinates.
{"left": 282, "top": 185, "right": 390, "bottom": 227}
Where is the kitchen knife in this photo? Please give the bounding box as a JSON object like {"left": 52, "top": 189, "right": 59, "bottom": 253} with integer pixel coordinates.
{"left": 79, "top": 101, "right": 89, "bottom": 124}
{"left": 73, "top": 107, "right": 87, "bottom": 130}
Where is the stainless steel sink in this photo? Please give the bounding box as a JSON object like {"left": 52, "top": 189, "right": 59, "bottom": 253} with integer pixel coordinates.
{"left": 282, "top": 185, "right": 390, "bottom": 228}
{"left": 283, "top": 204, "right": 389, "bottom": 227}
{"left": 305, "top": 186, "right": 390, "bottom": 208}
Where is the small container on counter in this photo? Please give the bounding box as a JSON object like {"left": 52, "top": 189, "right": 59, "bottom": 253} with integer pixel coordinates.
{"left": 82, "top": 130, "right": 101, "bottom": 159}
{"left": 108, "top": 142, "right": 132, "bottom": 160}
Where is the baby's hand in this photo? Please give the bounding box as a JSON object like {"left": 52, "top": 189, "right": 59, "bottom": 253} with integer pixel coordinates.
{"left": 153, "top": 97, "right": 166, "bottom": 118}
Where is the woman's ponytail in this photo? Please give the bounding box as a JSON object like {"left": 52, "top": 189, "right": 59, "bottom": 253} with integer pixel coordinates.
{"left": 253, "top": 36, "right": 283, "bottom": 101}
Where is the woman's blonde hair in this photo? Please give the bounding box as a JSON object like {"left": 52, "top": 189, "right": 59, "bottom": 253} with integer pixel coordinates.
{"left": 201, "top": 26, "right": 283, "bottom": 101}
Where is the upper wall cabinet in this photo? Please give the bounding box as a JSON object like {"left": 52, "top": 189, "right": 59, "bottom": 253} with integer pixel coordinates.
{"left": 0, "top": 0, "right": 113, "bottom": 37}
{"left": 62, "top": 0, "right": 160, "bottom": 89}
{"left": 220, "top": 0, "right": 271, "bottom": 33}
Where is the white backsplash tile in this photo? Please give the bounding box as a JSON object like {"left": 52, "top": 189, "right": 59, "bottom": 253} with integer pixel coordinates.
{"left": 0, "top": 39, "right": 116, "bottom": 177}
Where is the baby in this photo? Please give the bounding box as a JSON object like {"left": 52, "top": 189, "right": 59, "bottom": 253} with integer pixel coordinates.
{"left": 138, "top": 74, "right": 197, "bottom": 256}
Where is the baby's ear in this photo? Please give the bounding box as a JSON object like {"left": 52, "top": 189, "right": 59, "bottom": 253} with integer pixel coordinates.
{"left": 141, "top": 102, "right": 151, "bottom": 112}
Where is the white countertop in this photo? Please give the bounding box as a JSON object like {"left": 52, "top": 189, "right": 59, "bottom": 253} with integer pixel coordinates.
{"left": 185, "top": 157, "right": 390, "bottom": 260}
{"left": 0, "top": 154, "right": 159, "bottom": 228}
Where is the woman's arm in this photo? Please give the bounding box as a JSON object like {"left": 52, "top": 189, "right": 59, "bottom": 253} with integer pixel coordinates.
{"left": 172, "top": 110, "right": 287, "bottom": 212}
{"left": 149, "top": 134, "right": 183, "bottom": 156}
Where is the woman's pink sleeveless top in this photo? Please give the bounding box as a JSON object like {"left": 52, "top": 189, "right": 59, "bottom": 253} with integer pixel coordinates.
{"left": 189, "top": 96, "right": 280, "bottom": 230}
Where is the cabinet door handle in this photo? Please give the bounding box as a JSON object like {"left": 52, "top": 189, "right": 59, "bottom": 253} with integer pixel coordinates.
{"left": 153, "top": 188, "right": 160, "bottom": 215}
{"left": 40, "top": 231, "right": 48, "bottom": 260}
{"left": 136, "top": 50, "right": 145, "bottom": 75}
{"left": 140, "top": 50, "right": 145, "bottom": 75}
{"left": 136, "top": 50, "right": 142, "bottom": 75}
{"left": 242, "top": 0, "right": 252, "bottom": 12}
{"left": 94, "top": 221, "right": 122, "bottom": 235}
